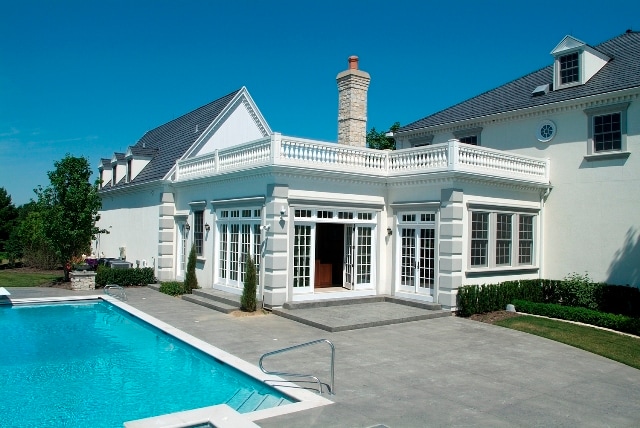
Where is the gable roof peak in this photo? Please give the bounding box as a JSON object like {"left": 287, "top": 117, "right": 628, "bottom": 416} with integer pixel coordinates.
{"left": 551, "top": 35, "right": 586, "bottom": 55}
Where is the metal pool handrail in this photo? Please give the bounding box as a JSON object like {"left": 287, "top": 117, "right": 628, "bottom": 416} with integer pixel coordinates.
{"left": 259, "top": 338, "right": 335, "bottom": 395}
{"left": 104, "top": 284, "right": 127, "bottom": 301}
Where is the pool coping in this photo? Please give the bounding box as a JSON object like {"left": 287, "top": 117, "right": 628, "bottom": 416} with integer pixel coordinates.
{"left": 6, "top": 295, "right": 333, "bottom": 427}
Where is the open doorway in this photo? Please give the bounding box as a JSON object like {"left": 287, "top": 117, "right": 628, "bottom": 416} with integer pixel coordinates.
{"left": 315, "top": 223, "right": 345, "bottom": 287}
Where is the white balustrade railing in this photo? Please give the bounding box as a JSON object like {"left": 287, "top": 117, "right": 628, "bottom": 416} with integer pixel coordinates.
{"left": 279, "top": 136, "right": 387, "bottom": 172}
{"left": 175, "top": 136, "right": 549, "bottom": 184}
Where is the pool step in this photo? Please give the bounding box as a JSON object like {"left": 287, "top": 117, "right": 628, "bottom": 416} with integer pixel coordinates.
{"left": 226, "top": 390, "right": 289, "bottom": 413}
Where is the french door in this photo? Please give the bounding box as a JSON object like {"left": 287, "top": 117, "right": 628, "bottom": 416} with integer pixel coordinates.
{"left": 399, "top": 226, "right": 435, "bottom": 297}
{"left": 344, "top": 225, "right": 373, "bottom": 290}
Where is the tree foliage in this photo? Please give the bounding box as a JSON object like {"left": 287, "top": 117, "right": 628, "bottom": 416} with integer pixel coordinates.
{"left": 241, "top": 254, "right": 258, "bottom": 312}
{"left": 184, "top": 243, "right": 198, "bottom": 293}
{"left": 0, "top": 187, "right": 19, "bottom": 253}
{"left": 366, "top": 122, "right": 400, "bottom": 150}
{"left": 34, "top": 154, "right": 104, "bottom": 279}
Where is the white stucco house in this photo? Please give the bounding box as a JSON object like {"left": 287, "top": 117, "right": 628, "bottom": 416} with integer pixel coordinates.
{"left": 97, "top": 31, "right": 639, "bottom": 310}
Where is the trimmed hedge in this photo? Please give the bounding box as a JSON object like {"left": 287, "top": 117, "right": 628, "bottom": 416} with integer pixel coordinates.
{"left": 457, "top": 278, "right": 640, "bottom": 317}
{"left": 159, "top": 281, "right": 186, "bottom": 296}
{"left": 512, "top": 300, "right": 640, "bottom": 336}
{"left": 95, "top": 266, "right": 155, "bottom": 287}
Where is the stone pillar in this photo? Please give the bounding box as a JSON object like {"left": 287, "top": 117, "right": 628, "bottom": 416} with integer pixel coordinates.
{"left": 157, "top": 192, "right": 175, "bottom": 281}
{"left": 336, "top": 56, "right": 370, "bottom": 147}
{"left": 262, "top": 184, "right": 289, "bottom": 309}
{"left": 70, "top": 271, "right": 96, "bottom": 290}
{"left": 438, "top": 188, "right": 464, "bottom": 309}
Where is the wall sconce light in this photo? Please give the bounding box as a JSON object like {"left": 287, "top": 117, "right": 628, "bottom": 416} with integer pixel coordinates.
{"left": 280, "top": 206, "right": 287, "bottom": 221}
{"left": 387, "top": 227, "right": 393, "bottom": 236}
{"left": 205, "top": 223, "right": 210, "bottom": 232}
{"left": 261, "top": 224, "right": 271, "bottom": 231}
{"left": 185, "top": 222, "right": 191, "bottom": 231}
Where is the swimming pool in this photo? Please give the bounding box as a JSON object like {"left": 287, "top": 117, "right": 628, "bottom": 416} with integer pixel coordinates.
{"left": 0, "top": 299, "right": 296, "bottom": 427}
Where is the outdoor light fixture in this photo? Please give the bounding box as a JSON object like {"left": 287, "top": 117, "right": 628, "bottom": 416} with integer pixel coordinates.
{"left": 387, "top": 227, "right": 393, "bottom": 236}
{"left": 280, "top": 206, "right": 287, "bottom": 221}
{"left": 261, "top": 224, "right": 271, "bottom": 231}
{"left": 205, "top": 223, "right": 210, "bottom": 232}
{"left": 185, "top": 222, "right": 190, "bottom": 231}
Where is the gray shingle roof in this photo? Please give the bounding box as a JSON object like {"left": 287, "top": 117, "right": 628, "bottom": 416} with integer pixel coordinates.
{"left": 399, "top": 31, "right": 640, "bottom": 133}
{"left": 128, "top": 146, "right": 158, "bottom": 158}
{"left": 103, "top": 89, "right": 241, "bottom": 189}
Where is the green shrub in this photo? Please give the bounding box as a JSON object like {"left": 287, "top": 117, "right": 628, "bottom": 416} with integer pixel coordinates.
{"left": 95, "top": 265, "right": 155, "bottom": 287}
{"left": 457, "top": 279, "right": 546, "bottom": 316}
{"left": 184, "top": 244, "right": 198, "bottom": 294}
{"left": 553, "top": 272, "right": 604, "bottom": 310}
{"left": 240, "top": 254, "right": 257, "bottom": 312}
{"left": 159, "top": 281, "right": 186, "bottom": 296}
{"left": 512, "top": 299, "right": 640, "bottom": 336}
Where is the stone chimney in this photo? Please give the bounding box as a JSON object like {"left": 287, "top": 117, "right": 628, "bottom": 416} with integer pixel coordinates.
{"left": 336, "top": 56, "right": 370, "bottom": 147}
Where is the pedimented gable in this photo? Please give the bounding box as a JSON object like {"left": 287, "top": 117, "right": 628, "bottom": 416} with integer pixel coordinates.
{"left": 184, "top": 87, "right": 272, "bottom": 158}
{"left": 550, "top": 35, "right": 586, "bottom": 55}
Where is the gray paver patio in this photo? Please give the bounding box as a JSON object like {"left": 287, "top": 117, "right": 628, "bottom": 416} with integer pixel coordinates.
{"left": 6, "top": 286, "right": 640, "bottom": 427}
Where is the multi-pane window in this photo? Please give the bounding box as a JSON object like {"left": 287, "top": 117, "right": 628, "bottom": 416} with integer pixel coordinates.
{"left": 470, "top": 212, "right": 489, "bottom": 267}
{"left": 127, "top": 159, "right": 132, "bottom": 183}
{"left": 560, "top": 52, "right": 579, "bottom": 84}
{"left": 518, "top": 215, "right": 534, "bottom": 265}
{"left": 194, "top": 210, "right": 204, "bottom": 256}
{"left": 229, "top": 224, "right": 239, "bottom": 281}
{"left": 356, "top": 227, "right": 372, "bottom": 284}
{"left": 459, "top": 135, "right": 478, "bottom": 145}
{"left": 470, "top": 211, "right": 536, "bottom": 269}
{"left": 112, "top": 165, "right": 117, "bottom": 186}
{"left": 593, "top": 113, "right": 621, "bottom": 152}
{"left": 495, "top": 214, "right": 512, "bottom": 266}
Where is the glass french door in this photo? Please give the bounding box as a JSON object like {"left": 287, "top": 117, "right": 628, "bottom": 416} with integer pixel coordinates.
{"left": 293, "top": 224, "right": 313, "bottom": 292}
{"left": 399, "top": 226, "right": 435, "bottom": 297}
{"left": 344, "top": 226, "right": 373, "bottom": 290}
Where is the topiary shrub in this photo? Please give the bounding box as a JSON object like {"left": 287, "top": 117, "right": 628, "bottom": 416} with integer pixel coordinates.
{"left": 184, "top": 244, "right": 198, "bottom": 294}
{"left": 241, "top": 254, "right": 257, "bottom": 312}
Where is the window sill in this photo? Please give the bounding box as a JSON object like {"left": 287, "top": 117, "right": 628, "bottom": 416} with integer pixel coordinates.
{"left": 584, "top": 151, "right": 630, "bottom": 162}
{"left": 466, "top": 266, "right": 539, "bottom": 277}
{"left": 196, "top": 257, "right": 206, "bottom": 263}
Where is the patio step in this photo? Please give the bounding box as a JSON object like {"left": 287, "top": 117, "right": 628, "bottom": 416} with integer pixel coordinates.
{"left": 192, "top": 288, "right": 243, "bottom": 306}
{"left": 181, "top": 293, "right": 239, "bottom": 314}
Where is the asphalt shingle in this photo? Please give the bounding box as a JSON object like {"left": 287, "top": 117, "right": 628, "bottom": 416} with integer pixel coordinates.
{"left": 399, "top": 31, "right": 640, "bottom": 133}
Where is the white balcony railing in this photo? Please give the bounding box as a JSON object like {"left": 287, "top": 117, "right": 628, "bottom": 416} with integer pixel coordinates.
{"left": 175, "top": 135, "right": 549, "bottom": 184}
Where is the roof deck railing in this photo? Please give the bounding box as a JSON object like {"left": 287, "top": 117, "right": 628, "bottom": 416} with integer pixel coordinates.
{"left": 176, "top": 134, "right": 549, "bottom": 184}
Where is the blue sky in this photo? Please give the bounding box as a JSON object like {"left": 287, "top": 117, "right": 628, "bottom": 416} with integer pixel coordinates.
{"left": 1, "top": 0, "right": 637, "bottom": 206}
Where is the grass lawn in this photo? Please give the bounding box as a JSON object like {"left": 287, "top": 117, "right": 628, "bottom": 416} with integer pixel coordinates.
{"left": 0, "top": 270, "right": 62, "bottom": 287}
{"left": 495, "top": 315, "right": 640, "bottom": 370}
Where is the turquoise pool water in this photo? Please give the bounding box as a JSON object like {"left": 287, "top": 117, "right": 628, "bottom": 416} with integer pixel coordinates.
{"left": 0, "top": 301, "right": 293, "bottom": 427}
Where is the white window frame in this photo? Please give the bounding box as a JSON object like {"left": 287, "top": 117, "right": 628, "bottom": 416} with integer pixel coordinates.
{"left": 554, "top": 49, "right": 582, "bottom": 90}
{"left": 468, "top": 209, "right": 537, "bottom": 272}
{"left": 215, "top": 207, "right": 262, "bottom": 289}
{"left": 584, "top": 102, "right": 630, "bottom": 161}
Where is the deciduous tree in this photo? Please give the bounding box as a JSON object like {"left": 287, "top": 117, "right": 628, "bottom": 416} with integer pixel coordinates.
{"left": 366, "top": 122, "right": 400, "bottom": 150}
{"left": 35, "top": 154, "right": 104, "bottom": 280}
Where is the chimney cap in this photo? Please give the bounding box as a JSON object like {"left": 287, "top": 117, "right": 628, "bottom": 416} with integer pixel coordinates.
{"left": 348, "top": 55, "right": 359, "bottom": 70}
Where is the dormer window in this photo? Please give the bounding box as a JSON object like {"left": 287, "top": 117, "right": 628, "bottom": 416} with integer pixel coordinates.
{"left": 127, "top": 159, "right": 132, "bottom": 183}
{"left": 559, "top": 52, "right": 579, "bottom": 85}
{"left": 551, "top": 35, "right": 609, "bottom": 91}
{"left": 112, "top": 165, "right": 117, "bottom": 186}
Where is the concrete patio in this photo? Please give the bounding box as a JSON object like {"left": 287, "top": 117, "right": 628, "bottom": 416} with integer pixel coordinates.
{"left": 5, "top": 286, "right": 640, "bottom": 427}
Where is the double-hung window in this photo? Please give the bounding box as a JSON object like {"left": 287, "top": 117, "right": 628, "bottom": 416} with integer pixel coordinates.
{"left": 584, "top": 102, "right": 629, "bottom": 158}
{"left": 559, "top": 52, "right": 579, "bottom": 85}
{"left": 469, "top": 210, "right": 536, "bottom": 269}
